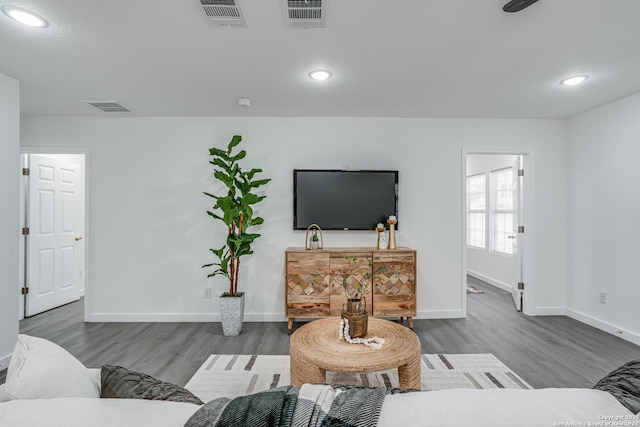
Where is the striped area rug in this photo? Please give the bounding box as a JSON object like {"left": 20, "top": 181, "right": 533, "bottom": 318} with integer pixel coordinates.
{"left": 184, "top": 353, "right": 531, "bottom": 402}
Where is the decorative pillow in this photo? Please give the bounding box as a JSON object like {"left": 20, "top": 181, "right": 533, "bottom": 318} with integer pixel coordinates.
{"left": 593, "top": 359, "right": 640, "bottom": 414}
{"left": 0, "top": 334, "right": 100, "bottom": 402}
{"left": 101, "top": 365, "right": 203, "bottom": 405}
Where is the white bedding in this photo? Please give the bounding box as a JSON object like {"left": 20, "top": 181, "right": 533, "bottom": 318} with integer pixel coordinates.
{"left": 0, "top": 397, "right": 199, "bottom": 427}
{"left": 1, "top": 388, "right": 637, "bottom": 427}
{"left": 378, "top": 388, "right": 639, "bottom": 427}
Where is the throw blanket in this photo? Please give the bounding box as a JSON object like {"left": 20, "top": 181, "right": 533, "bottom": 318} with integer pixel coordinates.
{"left": 184, "top": 384, "right": 410, "bottom": 427}
{"left": 593, "top": 359, "right": 640, "bottom": 414}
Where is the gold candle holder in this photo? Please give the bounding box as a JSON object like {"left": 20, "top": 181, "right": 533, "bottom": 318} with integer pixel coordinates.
{"left": 387, "top": 216, "right": 397, "bottom": 249}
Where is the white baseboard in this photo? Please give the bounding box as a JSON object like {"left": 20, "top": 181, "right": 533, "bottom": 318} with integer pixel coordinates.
{"left": 0, "top": 353, "right": 11, "bottom": 371}
{"left": 530, "top": 307, "right": 566, "bottom": 316}
{"left": 566, "top": 308, "right": 640, "bottom": 347}
{"left": 467, "top": 270, "right": 512, "bottom": 293}
{"left": 85, "top": 312, "right": 287, "bottom": 322}
{"left": 85, "top": 310, "right": 466, "bottom": 322}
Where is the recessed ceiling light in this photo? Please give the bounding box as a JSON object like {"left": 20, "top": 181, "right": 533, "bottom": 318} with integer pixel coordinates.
{"left": 309, "top": 70, "right": 332, "bottom": 81}
{"left": 2, "top": 6, "right": 48, "bottom": 27}
{"left": 559, "top": 75, "right": 589, "bottom": 86}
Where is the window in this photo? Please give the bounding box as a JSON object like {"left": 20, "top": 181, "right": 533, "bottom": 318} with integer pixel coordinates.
{"left": 491, "top": 168, "right": 514, "bottom": 255}
{"left": 466, "top": 173, "right": 486, "bottom": 249}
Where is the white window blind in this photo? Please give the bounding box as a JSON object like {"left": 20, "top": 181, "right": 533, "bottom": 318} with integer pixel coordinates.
{"left": 467, "top": 173, "right": 486, "bottom": 249}
{"left": 491, "top": 167, "right": 514, "bottom": 255}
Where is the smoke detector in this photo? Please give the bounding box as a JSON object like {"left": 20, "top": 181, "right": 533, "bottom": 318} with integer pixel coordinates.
{"left": 83, "top": 101, "right": 130, "bottom": 113}
{"left": 282, "top": 0, "right": 324, "bottom": 29}
{"left": 196, "top": 0, "right": 248, "bottom": 27}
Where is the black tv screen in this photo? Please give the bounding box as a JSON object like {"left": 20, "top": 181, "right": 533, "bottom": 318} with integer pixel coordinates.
{"left": 293, "top": 170, "right": 398, "bottom": 231}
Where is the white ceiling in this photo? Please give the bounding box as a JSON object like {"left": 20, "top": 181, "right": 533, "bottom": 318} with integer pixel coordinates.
{"left": 1, "top": 0, "right": 640, "bottom": 119}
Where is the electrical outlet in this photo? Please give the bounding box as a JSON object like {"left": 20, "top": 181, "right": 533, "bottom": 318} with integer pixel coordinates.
{"left": 204, "top": 287, "right": 212, "bottom": 299}
{"left": 599, "top": 291, "right": 607, "bottom": 304}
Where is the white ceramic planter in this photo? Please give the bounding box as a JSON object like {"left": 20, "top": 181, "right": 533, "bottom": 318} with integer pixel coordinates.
{"left": 219, "top": 292, "right": 245, "bottom": 336}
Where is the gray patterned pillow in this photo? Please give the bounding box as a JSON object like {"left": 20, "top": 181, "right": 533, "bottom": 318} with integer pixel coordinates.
{"left": 593, "top": 359, "right": 640, "bottom": 414}
{"left": 101, "top": 365, "right": 203, "bottom": 405}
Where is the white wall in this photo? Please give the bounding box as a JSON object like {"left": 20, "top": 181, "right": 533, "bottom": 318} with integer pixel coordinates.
{"left": 566, "top": 92, "right": 640, "bottom": 346}
{"left": 466, "top": 154, "right": 516, "bottom": 291}
{"left": 20, "top": 116, "right": 567, "bottom": 321}
{"left": 0, "top": 72, "right": 20, "bottom": 368}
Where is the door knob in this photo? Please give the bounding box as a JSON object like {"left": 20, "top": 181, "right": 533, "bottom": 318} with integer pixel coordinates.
{"left": 507, "top": 235, "right": 516, "bottom": 239}
{"left": 75, "top": 236, "right": 83, "bottom": 241}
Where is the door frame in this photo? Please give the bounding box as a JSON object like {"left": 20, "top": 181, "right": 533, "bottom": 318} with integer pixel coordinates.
{"left": 461, "top": 149, "right": 535, "bottom": 316}
{"left": 19, "top": 146, "right": 90, "bottom": 321}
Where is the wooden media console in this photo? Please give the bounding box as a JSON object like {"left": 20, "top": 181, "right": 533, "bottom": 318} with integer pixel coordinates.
{"left": 285, "top": 247, "right": 417, "bottom": 334}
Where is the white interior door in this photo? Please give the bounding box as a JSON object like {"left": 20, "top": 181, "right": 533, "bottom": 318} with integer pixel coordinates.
{"left": 26, "top": 154, "right": 84, "bottom": 316}
{"left": 511, "top": 156, "right": 524, "bottom": 311}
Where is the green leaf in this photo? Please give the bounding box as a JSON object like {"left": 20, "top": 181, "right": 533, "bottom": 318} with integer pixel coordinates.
{"left": 243, "top": 232, "right": 261, "bottom": 241}
{"left": 209, "top": 147, "right": 228, "bottom": 159}
{"left": 227, "top": 135, "right": 242, "bottom": 153}
{"left": 212, "top": 157, "right": 231, "bottom": 172}
{"left": 241, "top": 193, "right": 261, "bottom": 206}
{"left": 250, "top": 178, "right": 271, "bottom": 188}
{"left": 213, "top": 170, "right": 233, "bottom": 187}
{"left": 203, "top": 191, "right": 219, "bottom": 199}
{"left": 206, "top": 210, "right": 223, "bottom": 221}
{"left": 245, "top": 168, "right": 262, "bottom": 180}
{"left": 215, "top": 195, "right": 235, "bottom": 211}
{"left": 229, "top": 150, "right": 247, "bottom": 162}
{"left": 212, "top": 246, "right": 227, "bottom": 259}
{"left": 206, "top": 269, "right": 229, "bottom": 279}
{"left": 244, "top": 206, "right": 254, "bottom": 221}
{"left": 217, "top": 257, "right": 230, "bottom": 275}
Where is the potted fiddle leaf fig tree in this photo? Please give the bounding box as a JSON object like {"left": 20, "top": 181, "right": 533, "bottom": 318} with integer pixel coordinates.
{"left": 203, "top": 135, "right": 271, "bottom": 336}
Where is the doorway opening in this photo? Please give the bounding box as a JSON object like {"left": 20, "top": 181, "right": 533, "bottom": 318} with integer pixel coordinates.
{"left": 463, "top": 152, "right": 529, "bottom": 314}
{"left": 19, "top": 150, "right": 88, "bottom": 320}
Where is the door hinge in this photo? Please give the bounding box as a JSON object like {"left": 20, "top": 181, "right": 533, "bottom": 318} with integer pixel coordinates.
{"left": 22, "top": 167, "right": 30, "bottom": 176}
{"left": 518, "top": 226, "right": 525, "bottom": 233}
{"left": 518, "top": 168, "right": 524, "bottom": 177}
{"left": 21, "top": 227, "right": 29, "bottom": 235}
{"left": 21, "top": 287, "right": 29, "bottom": 295}
{"left": 517, "top": 282, "right": 525, "bottom": 290}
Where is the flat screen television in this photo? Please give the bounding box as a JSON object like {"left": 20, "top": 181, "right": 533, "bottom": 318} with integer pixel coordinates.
{"left": 293, "top": 169, "right": 398, "bottom": 231}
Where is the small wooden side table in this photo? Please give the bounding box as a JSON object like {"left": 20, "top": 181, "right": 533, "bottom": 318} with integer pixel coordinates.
{"left": 290, "top": 317, "right": 421, "bottom": 390}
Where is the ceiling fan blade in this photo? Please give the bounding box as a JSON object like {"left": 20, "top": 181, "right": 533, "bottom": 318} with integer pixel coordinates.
{"left": 503, "top": 0, "right": 540, "bottom": 13}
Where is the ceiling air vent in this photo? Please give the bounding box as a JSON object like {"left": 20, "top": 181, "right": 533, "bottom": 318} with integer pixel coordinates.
{"left": 283, "top": 0, "right": 324, "bottom": 28}
{"left": 197, "top": 0, "right": 248, "bottom": 27}
{"left": 84, "top": 101, "right": 130, "bottom": 113}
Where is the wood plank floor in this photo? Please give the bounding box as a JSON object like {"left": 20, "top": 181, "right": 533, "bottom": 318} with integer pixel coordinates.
{"left": 2, "top": 277, "right": 638, "bottom": 389}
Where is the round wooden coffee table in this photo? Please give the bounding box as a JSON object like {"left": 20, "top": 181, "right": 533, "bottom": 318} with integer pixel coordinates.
{"left": 290, "top": 317, "right": 421, "bottom": 390}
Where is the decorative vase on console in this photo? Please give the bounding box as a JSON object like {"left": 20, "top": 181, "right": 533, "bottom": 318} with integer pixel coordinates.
{"left": 310, "top": 230, "right": 320, "bottom": 250}
{"left": 333, "top": 257, "right": 371, "bottom": 338}
{"left": 305, "top": 224, "right": 323, "bottom": 250}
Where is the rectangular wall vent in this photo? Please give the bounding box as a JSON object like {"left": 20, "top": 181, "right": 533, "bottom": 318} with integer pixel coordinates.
{"left": 84, "top": 101, "right": 130, "bottom": 113}
{"left": 198, "top": 0, "right": 248, "bottom": 27}
{"left": 283, "top": 0, "right": 324, "bottom": 28}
